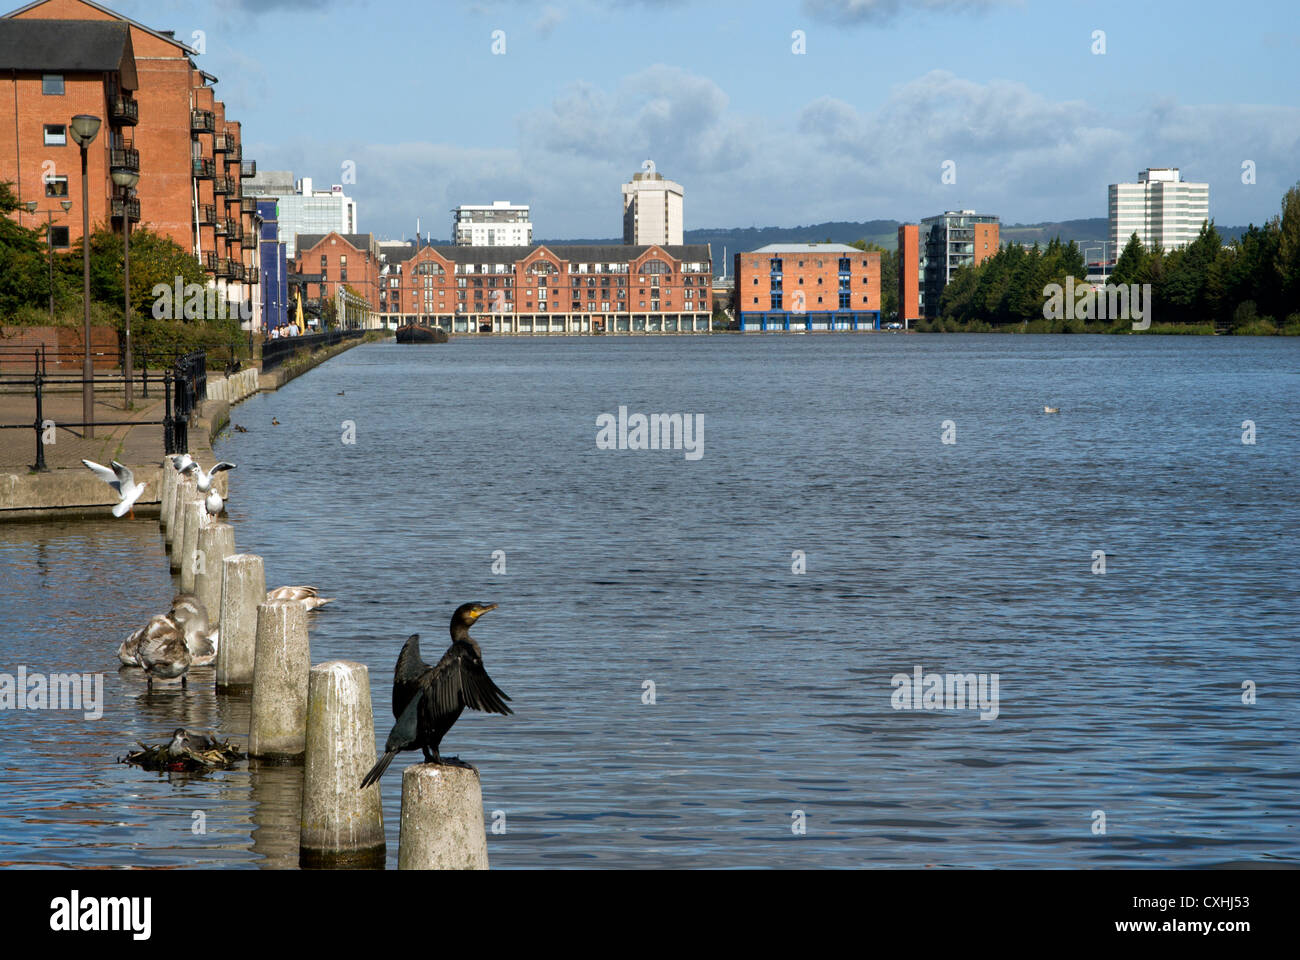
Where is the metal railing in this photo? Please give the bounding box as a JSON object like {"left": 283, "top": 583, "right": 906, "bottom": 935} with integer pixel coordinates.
{"left": 0, "top": 349, "right": 204, "bottom": 468}
{"left": 260, "top": 329, "right": 365, "bottom": 372}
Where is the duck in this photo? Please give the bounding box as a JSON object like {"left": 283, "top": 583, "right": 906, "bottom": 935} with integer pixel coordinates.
{"left": 233, "top": 424, "right": 248, "bottom": 433}
{"left": 138, "top": 623, "right": 193, "bottom": 689}
{"left": 271, "top": 417, "right": 281, "bottom": 426}
{"left": 169, "top": 593, "right": 219, "bottom": 666}
{"left": 266, "top": 585, "right": 335, "bottom": 611}
{"left": 181, "top": 459, "right": 236, "bottom": 493}
{"left": 118, "top": 613, "right": 178, "bottom": 667}
{"left": 81, "top": 459, "right": 148, "bottom": 518}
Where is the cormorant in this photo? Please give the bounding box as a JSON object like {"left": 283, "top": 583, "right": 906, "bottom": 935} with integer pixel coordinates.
{"left": 360, "top": 602, "right": 512, "bottom": 789}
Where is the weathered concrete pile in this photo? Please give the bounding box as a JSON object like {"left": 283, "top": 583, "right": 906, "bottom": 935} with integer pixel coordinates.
{"left": 205, "top": 369, "right": 260, "bottom": 405}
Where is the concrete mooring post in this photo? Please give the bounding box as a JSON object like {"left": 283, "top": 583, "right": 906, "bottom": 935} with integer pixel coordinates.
{"left": 248, "top": 599, "right": 311, "bottom": 760}
{"left": 300, "top": 661, "right": 385, "bottom": 868}
{"left": 178, "top": 499, "right": 205, "bottom": 593}
{"left": 398, "top": 764, "right": 489, "bottom": 870}
{"left": 160, "top": 462, "right": 176, "bottom": 543}
{"left": 193, "top": 522, "right": 236, "bottom": 625}
{"left": 168, "top": 476, "right": 193, "bottom": 568}
{"left": 217, "top": 552, "right": 265, "bottom": 692}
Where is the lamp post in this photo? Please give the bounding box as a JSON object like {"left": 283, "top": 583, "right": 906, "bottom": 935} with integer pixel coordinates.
{"left": 111, "top": 166, "right": 139, "bottom": 407}
{"left": 24, "top": 199, "right": 73, "bottom": 325}
{"left": 69, "top": 114, "right": 101, "bottom": 437}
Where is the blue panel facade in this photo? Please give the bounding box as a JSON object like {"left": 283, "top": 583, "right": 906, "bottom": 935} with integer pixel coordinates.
{"left": 257, "top": 199, "right": 288, "bottom": 331}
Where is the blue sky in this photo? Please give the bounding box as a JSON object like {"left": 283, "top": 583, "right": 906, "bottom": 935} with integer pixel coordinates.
{"left": 105, "top": 0, "right": 1300, "bottom": 240}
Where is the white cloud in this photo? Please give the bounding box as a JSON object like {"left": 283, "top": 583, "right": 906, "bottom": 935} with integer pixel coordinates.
{"left": 802, "top": 0, "right": 1020, "bottom": 25}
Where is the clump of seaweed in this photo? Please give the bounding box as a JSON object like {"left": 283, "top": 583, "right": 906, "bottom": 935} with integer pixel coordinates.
{"left": 120, "top": 729, "right": 245, "bottom": 772}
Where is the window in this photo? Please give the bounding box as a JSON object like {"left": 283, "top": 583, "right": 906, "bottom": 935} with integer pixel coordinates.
{"left": 45, "top": 176, "right": 68, "bottom": 197}
{"left": 42, "top": 74, "right": 64, "bottom": 96}
{"left": 770, "top": 294, "right": 783, "bottom": 309}
{"left": 43, "top": 124, "right": 66, "bottom": 146}
{"left": 48, "top": 226, "right": 69, "bottom": 248}
{"left": 839, "top": 292, "right": 851, "bottom": 309}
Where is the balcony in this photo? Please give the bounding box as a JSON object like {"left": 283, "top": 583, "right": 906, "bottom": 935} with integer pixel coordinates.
{"left": 108, "top": 94, "right": 138, "bottom": 126}
{"left": 196, "top": 203, "right": 216, "bottom": 226}
{"left": 245, "top": 267, "right": 259, "bottom": 284}
{"left": 240, "top": 196, "right": 257, "bottom": 215}
{"left": 109, "top": 147, "right": 139, "bottom": 172}
{"left": 241, "top": 229, "right": 257, "bottom": 250}
{"left": 213, "top": 217, "right": 228, "bottom": 237}
{"left": 240, "top": 160, "right": 256, "bottom": 178}
{"left": 190, "top": 109, "right": 215, "bottom": 133}
{"left": 213, "top": 176, "right": 233, "bottom": 196}
{"left": 192, "top": 158, "right": 215, "bottom": 179}
{"left": 228, "top": 262, "right": 244, "bottom": 282}
{"left": 213, "top": 132, "right": 232, "bottom": 153}
{"left": 228, "top": 221, "right": 243, "bottom": 243}
{"left": 227, "top": 142, "right": 242, "bottom": 162}
{"left": 110, "top": 197, "right": 140, "bottom": 222}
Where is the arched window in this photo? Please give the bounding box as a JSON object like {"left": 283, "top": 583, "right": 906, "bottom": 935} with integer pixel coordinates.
{"left": 530, "top": 261, "right": 557, "bottom": 275}
{"left": 641, "top": 259, "right": 669, "bottom": 275}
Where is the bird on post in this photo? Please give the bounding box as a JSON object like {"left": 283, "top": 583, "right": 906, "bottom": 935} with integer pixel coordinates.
{"left": 360, "top": 602, "right": 512, "bottom": 789}
{"left": 180, "top": 459, "right": 236, "bottom": 493}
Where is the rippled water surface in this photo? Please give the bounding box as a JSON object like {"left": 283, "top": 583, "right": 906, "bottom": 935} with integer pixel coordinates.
{"left": 2, "top": 335, "right": 1297, "bottom": 868}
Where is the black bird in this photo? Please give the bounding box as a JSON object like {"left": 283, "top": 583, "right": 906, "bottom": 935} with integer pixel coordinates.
{"left": 360, "top": 602, "right": 512, "bottom": 789}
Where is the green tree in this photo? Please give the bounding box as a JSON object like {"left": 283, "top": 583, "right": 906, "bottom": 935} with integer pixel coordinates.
{"left": 1110, "top": 233, "right": 1147, "bottom": 288}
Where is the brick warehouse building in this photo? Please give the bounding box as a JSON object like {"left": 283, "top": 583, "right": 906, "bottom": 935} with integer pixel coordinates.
{"left": 293, "top": 232, "right": 382, "bottom": 318}
{"left": 373, "top": 243, "right": 713, "bottom": 335}
{"left": 732, "top": 243, "right": 880, "bottom": 332}
{"left": 4, "top": 0, "right": 260, "bottom": 321}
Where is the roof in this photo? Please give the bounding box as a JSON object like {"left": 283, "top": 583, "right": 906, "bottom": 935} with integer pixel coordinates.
{"left": 3, "top": 0, "right": 200, "bottom": 56}
{"left": 0, "top": 19, "right": 136, "bottom": 85}
{"left": 748, "top": 243, "right": 863, "bottom": 254}
{"left": 295, "top": 233, "right": 378, "bottom": 256}
{"left": 406, "top": 244, "right": 711, "bottom": 265}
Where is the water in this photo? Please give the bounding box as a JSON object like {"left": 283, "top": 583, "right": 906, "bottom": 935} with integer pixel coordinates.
{"left": 2, "top": 334, "right": 1297, "bottom": 868}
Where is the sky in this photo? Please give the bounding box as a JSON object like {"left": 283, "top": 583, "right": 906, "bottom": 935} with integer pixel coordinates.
{"left": 100, "top": 0, "right": 1300, "bottom": 241}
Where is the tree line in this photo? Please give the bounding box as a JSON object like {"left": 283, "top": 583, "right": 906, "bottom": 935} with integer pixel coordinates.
{"left": 0, "top": 181, "right": 247, "bottom": 359}
{"left": 930, "top": 182, "right": 1300, "bottom": 333}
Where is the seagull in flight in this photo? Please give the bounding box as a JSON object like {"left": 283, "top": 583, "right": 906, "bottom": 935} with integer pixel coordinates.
{"left": 81, "top": 459, "right": 148, "bottom": 518}
{"left": 181, "top": 459, "right": 236, "bottom": 493}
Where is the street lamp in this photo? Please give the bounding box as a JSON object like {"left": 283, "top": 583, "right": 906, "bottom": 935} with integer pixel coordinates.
{"left": 111, "top": 166, "right": 139, "bottom": 407}
{"left": 69, "top": 114, "right": 101, "bottom": 438}
{"left": 24, "top": 199, "right": 72, "bottom": 325}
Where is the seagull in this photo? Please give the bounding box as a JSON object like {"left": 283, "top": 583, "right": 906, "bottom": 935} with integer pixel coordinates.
{"left": 266, "top": 585, "right": 335, "bottom": 611}
{"left": 181, "top": 459, "right": 236, "bottom": 493}
{"left": 203, "top": 489, "right": 225, "bottom": 526}
{"left": 1043, "top": 406, "right": 1060, "bottom": 414}
{"left": 169, "top": 453, "right": 194, "bottom": 473}
{"left": 81, "top": 459, "right": 148, "bottom": 518}
{"left": 166, "top": 728, "right": 192, "bottom": 758}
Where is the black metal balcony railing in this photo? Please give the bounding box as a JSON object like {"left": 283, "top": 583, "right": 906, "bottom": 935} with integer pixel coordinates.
{"left": 109, "top": 147, "right": 139, "bottom": 172}
{"left": 240, "top": 196, "right": 257, "bottom": 215}
{"left": 213, "top": 176, "right": 233, "bottom": 195}
{"left": 110, "top": 196, "right": 140, "bottom": 222}
{"left": 197, "top": 203, "right": 216, "bottom": 226}
{"left": 240, "top": 159, "right": 256, "bottom": 178}
{"left": 245, "top": 266, "right": 259, "bottom": 284}
{"left": 227, "top": 143, "right": 242, "bottom": 162}
{"left": 192, "top": 157, "right": 215, "bottom": 179}
{"left": 108, "top": 95, "right": 138, "bottom": 126}
{"left": 190, "top": 109, "right": 215, "bottom": 133}
{"left": 228, "top": 262, "right": 244, "bottom": 282}
{"left": 241, "top": 229, "right": 257, "bottom": 250}
{"left": 213, "top": 133, "right": 231, "bottom": 153}
{"left": 213, "top": 217, "right": 228, "bottom": 237}
{"left": 228, "top": 221, "right": 243, "bottom": 243}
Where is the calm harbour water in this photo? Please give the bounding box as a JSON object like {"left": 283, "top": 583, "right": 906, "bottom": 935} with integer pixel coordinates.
{"left": 1, "top": 334, "right": 1297, "bottom": 869}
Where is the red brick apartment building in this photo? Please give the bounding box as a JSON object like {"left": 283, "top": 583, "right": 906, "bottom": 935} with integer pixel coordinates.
{"left": 898, "top": 210, "right": 999, "bottom": 323}
{"left": 2, "top": 0, "right": 259, "bottom": 304}
{"left": 732, "top": 243, "right": 880, "bottom": 331}
{"left": 371, "top": 243, "right": 713, "bottom": 334}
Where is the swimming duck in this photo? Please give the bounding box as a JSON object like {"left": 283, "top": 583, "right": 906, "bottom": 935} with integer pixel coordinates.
{"left": 267, "top": 585, "right": 335, "bottom": 611}
{"left": 81, "top": 459, "right": 148, "bottom": 518}
{"left": 271, "top": 417, "right": 280, "bottom": 426}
